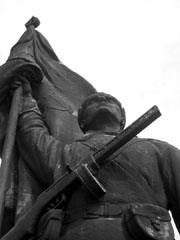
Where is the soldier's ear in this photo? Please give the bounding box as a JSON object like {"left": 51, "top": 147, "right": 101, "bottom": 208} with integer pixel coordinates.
{"left": 120, "top": 119, "right": 125, "bottom": 130}
{"left": 120, "top": 107, "right": 126, "bottom": 129}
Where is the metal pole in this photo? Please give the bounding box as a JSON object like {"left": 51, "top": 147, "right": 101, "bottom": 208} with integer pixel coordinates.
{"left": 0, "top": 86, "right": 22, "bottom": 235}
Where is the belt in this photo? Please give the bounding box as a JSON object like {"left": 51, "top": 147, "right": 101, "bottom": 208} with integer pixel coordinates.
{"left": 64, "top": 202, "right": 128, "bottom": 224}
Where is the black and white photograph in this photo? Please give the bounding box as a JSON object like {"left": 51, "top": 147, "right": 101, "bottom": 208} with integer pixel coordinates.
{"left": 0, "top": 0, "right": 180, "bottom": 239}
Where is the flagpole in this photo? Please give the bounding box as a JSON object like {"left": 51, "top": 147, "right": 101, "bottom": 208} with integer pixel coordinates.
{"left": 0, "top": 86, "right": 22, "bottom": 236}
{"left": 0, "top": 17, "right": 41, "bottom": 236}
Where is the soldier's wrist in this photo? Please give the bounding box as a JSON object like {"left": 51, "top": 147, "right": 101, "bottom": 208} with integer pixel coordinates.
{"left": 20, "top": 96, "right": 40, "bottom": 115}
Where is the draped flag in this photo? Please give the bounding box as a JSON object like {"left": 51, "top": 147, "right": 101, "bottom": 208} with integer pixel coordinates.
{"left": 0, "top": 17, "right": 96, "bottom": 232}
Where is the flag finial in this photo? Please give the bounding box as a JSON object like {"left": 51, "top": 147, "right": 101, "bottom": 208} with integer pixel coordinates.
{"left": 25, "top": 16, "right": 40, "bottom": 29}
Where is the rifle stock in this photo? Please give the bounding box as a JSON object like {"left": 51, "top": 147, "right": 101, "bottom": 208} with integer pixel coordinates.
{"left": 1, "top": 105, "right": 161, "bottom": 240}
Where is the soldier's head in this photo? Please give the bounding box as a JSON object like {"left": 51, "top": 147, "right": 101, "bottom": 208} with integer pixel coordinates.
{"left": 78, "top": 92, "right": 126, "bottom": 133}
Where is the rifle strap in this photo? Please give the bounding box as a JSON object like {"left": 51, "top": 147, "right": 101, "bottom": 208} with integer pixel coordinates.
{"left": 114, "top": 152, "right": 161, "bottom": 206}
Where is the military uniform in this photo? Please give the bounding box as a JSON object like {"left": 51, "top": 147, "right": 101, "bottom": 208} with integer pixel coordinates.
{"left": 17, "top": 100, "right": 180, "bottom": 239}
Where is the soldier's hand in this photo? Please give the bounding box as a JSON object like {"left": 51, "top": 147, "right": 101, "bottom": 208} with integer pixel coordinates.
{"left": 11, "top": 75, "right": 32, "bottom": 97}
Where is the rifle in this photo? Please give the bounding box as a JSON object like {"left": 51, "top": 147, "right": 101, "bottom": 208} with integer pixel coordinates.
{"left": 1, "top": 105, "right": 161, "bottom": 240}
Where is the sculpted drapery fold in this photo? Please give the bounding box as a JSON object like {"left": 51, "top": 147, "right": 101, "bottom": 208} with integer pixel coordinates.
{"left": 0, "top": 18, "right": 96, "bottom": 224}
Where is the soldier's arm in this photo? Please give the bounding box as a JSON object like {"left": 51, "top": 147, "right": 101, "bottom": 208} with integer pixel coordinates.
{"left": 159, "top": 142, "right": 180, "bottom": 233}
{"left": 16, "top": 78, "right": 65, "bottom": 187}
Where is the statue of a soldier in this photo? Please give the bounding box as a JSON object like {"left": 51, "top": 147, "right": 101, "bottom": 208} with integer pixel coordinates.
{"left": 6, "top": 76, "right": 179, "bottom": 240}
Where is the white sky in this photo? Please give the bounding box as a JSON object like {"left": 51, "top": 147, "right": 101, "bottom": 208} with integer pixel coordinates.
{"left": 0, "top": 0, "right": 180, "bottom": 238}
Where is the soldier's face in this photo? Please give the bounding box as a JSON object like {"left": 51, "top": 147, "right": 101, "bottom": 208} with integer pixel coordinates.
{"left": 83, "top": 95, "right": 123, "bottom": 128}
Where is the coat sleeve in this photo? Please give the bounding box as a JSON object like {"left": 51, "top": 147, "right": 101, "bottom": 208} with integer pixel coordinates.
{"left": 159, "top": 142, "right": 180, "bottom": 232}
{"left": 17, "top": 96, "right": 66, "bottom": 187}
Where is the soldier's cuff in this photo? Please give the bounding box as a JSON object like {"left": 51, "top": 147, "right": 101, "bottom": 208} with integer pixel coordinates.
{"left": 19, "top": 96, "right": 41, "bottom": 117}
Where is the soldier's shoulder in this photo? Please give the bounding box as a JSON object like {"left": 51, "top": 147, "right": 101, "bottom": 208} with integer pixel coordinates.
{"left": 131, "top": 137, "right": 177, "bottom": 151}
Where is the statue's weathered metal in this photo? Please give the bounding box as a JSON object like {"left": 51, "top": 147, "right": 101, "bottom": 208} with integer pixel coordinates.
{"left": 1, "top": 85, "right": 177, "bottom": 240}
{"left": 1, "top": 105, "right": 161, "bottom": 240}
{"left": 0, "top": 17, "right": 96, "bottom": 236}
{"left": 0, "top": 18, "right": 179, "bottom": 240}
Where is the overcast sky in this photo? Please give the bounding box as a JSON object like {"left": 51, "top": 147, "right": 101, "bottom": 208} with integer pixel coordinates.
{"left": 0, "top": 0, "right": 180, "bottom": 237}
